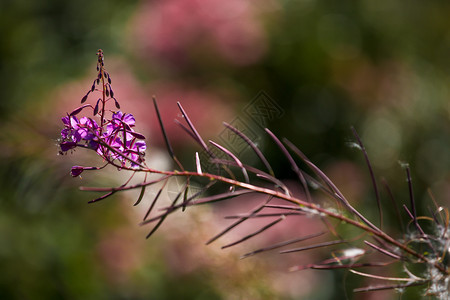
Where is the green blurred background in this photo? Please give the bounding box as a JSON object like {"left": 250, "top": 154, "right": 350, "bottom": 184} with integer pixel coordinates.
{"left": 0, "top": 0, "right": 449, "bottom": 299}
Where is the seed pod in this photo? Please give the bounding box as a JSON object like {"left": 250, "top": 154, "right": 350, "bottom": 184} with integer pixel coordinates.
{"left": 107, "top": 74, "right": 111, "bottom": 84}
{"left": 91, "top": 83, "right": 95, "bottom": 92}
{"left": 81, "top": 94, "right": 88, "bottom": 103}
{"left": 105, "top": 87, "right": 110, "bottom": 97}
{"left": 110, "top": 87, "right": 114, "bottom": 98}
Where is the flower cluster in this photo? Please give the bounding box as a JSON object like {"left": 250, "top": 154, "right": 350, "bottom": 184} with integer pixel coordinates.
{"left": 98, "top": 111, "right": 146, "bottom": 168}
{"left": 58, "top": 49, "right": 146, "bottom": 176}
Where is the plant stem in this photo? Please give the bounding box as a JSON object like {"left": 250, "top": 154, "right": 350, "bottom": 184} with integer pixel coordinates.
{"left": 140, "top": 167, "right": 448, "bottom": 275}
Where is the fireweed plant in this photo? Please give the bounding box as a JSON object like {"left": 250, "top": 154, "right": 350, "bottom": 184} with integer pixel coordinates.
{"left": 58, "top": 50, "right": 449, "bottom": 298}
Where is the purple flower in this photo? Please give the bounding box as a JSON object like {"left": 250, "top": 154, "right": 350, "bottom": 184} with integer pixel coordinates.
{"left": 59, "top": 116, "right": 100, "bottom": 152}
{"left": 112, "top": 111, "right": 135, "bottom": 127}
{"left": 59, "top": 110, "right": 146, "bottom": 168}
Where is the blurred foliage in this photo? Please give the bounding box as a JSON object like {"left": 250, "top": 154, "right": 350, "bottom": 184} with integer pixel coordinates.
{"left": 0, "top": 0, "right": 449, "bottom": 299}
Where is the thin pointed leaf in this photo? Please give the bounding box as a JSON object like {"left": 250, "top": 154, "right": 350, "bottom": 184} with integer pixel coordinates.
{"left": 206, "top": 196, "right": 272, "bottom": 245}
{"left": 364, "top": 240, "right": 402, "bottom": 260}
{"left": 280, "top": 240, "right": 346, "bottom": 254}
{"left": 143, "top": 187, "right": 164, "bottom": 221}
{"left": 141, "top": 182, "right": 215, "bottom": 225}
{"left": 403, "top": 164, "right": 423, "bottom": 235}
{"left": 223, "top": 122, "right": 274, "bottom": 176}
{"left": 153, "top": 97, "right": 176, "bottom": 160}
{"left": 256, "top": 173, "right": 291, "bottom": 196}
{"left": 88, "top": 191, "right": 116, "bottom": 203}
{"left": 133, "top": 185, "right": 146, "bottom": 206}
{"left": 161, "top": 189, "right": 254, "bottom": 211}
{"left": 146, "top": 182, "right": 188, "bottom": 239}
{"left": 177, "top": 102, "right": 209, "bottom": 152}
{"left": 182, "top": 181, "right": 190, "bottom": 211}
{"left": 310, "top": 262, "right": 389, "bottom": 270}
{"left": 80, "top": 174, "right": 171, "bottom": 192}
{"left": 354, "top": 281, "right": 427, "bottom": 293}
{"left": 283, "top": 138, "right": 381, "bottom": 233}
{"left": 263, "top": 204, "right": 305, "bottom": 211}
{"left": 349, "top": 269, "right": 418, "bottom": 282}
{"left": 265, "top": 129, "right": 311, "bottom": 202}
{"left": 209, "top": 140, "right": 249, "bottom": 183}
{"left": 225, "top": 212, "right": 304, "bottom": 219}
{"left": 195, "top": 152, "right": 202, "bottom": 174}
{"left": 241, "top": 232, "right": 325, "bottom": 259}
{"left": 351, "top": 127, "right": 382, "bottom": 229}
{"left": 381, "top": 178, "right": 405, "bottom": 232}
{"left": 221, "top": 216, "right": 286, "bottom": 249}
{"left": 174, "top": 119, "right": 200, "bottom": 144}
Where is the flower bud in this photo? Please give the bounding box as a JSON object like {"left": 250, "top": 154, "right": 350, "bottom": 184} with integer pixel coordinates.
{"left": 60, "top": 141, "right": 77, "bottom": 152}
{"left": 71, "top": 166, "right": 84, "bottom": 177}
{"left": 94, "top": 99, "right": 101, "bottom": 116}
{"left": 113, "top": 98, "right": 120, "bottom": 109}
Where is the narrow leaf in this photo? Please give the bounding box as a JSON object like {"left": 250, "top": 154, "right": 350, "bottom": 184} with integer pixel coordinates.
{"left": 280, "top": 240, "right": 346, "bottom": 254}
{"left": 364, "top": 240, "right": 402, "bottom": 260}
{"left": 206, "top": 196, "right": 272, "bottom": 245}
{"left": 177, "top": 102, "right": 209, "bottom": 152}
{"left": 223, "top": 122, "right": 274, "bottom": 176}
{"left": 146, "top": 182, "right": 188, "bottom": 239}
{"left": 283, "top": 138, "right": 381, "bottom": 233}
{"left": 195, "top": 152, "right": 202, "bottom": 174}
{"left": 209, "top": 140, "right": 249, "bottom": 183}
{"left": 88, "top": 191, "right": 116, "bottom": 203}
{"left": 351, "top": 127, "right": 382, "bottom": 229}
{"left": 133, "top": 185, "right": 146, "bottom": 206}
{"left": 354, "top": 281, "right": 427, "bottom": 293}
{"left": 153, "top": 97, "right": 182, "bottom": 169}
{"left": 143, "top": 187, "right": 164, "bottom": 221}
{"left": 241, "top": 232, "right": 325, "bottom": 259}
{"left": 221, "top": 216, "right": 286, "bottom": 249}
{"left": 265, "top": 129, "right": 311, "bottom": 202}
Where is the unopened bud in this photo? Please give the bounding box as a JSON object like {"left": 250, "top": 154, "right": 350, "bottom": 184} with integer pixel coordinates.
{"left": 113, "top": 98, "right": 120, "bottom": 109}
{"left": 94, "top": 99, "right": 101, "bottom": 116}
{"left": 71, "top": 166, "right": 84, "bottom": 177}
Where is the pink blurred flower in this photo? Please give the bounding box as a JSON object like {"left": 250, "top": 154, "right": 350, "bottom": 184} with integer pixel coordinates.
{"left": 131, "top": 0, "right": 267, "bottom": 66}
